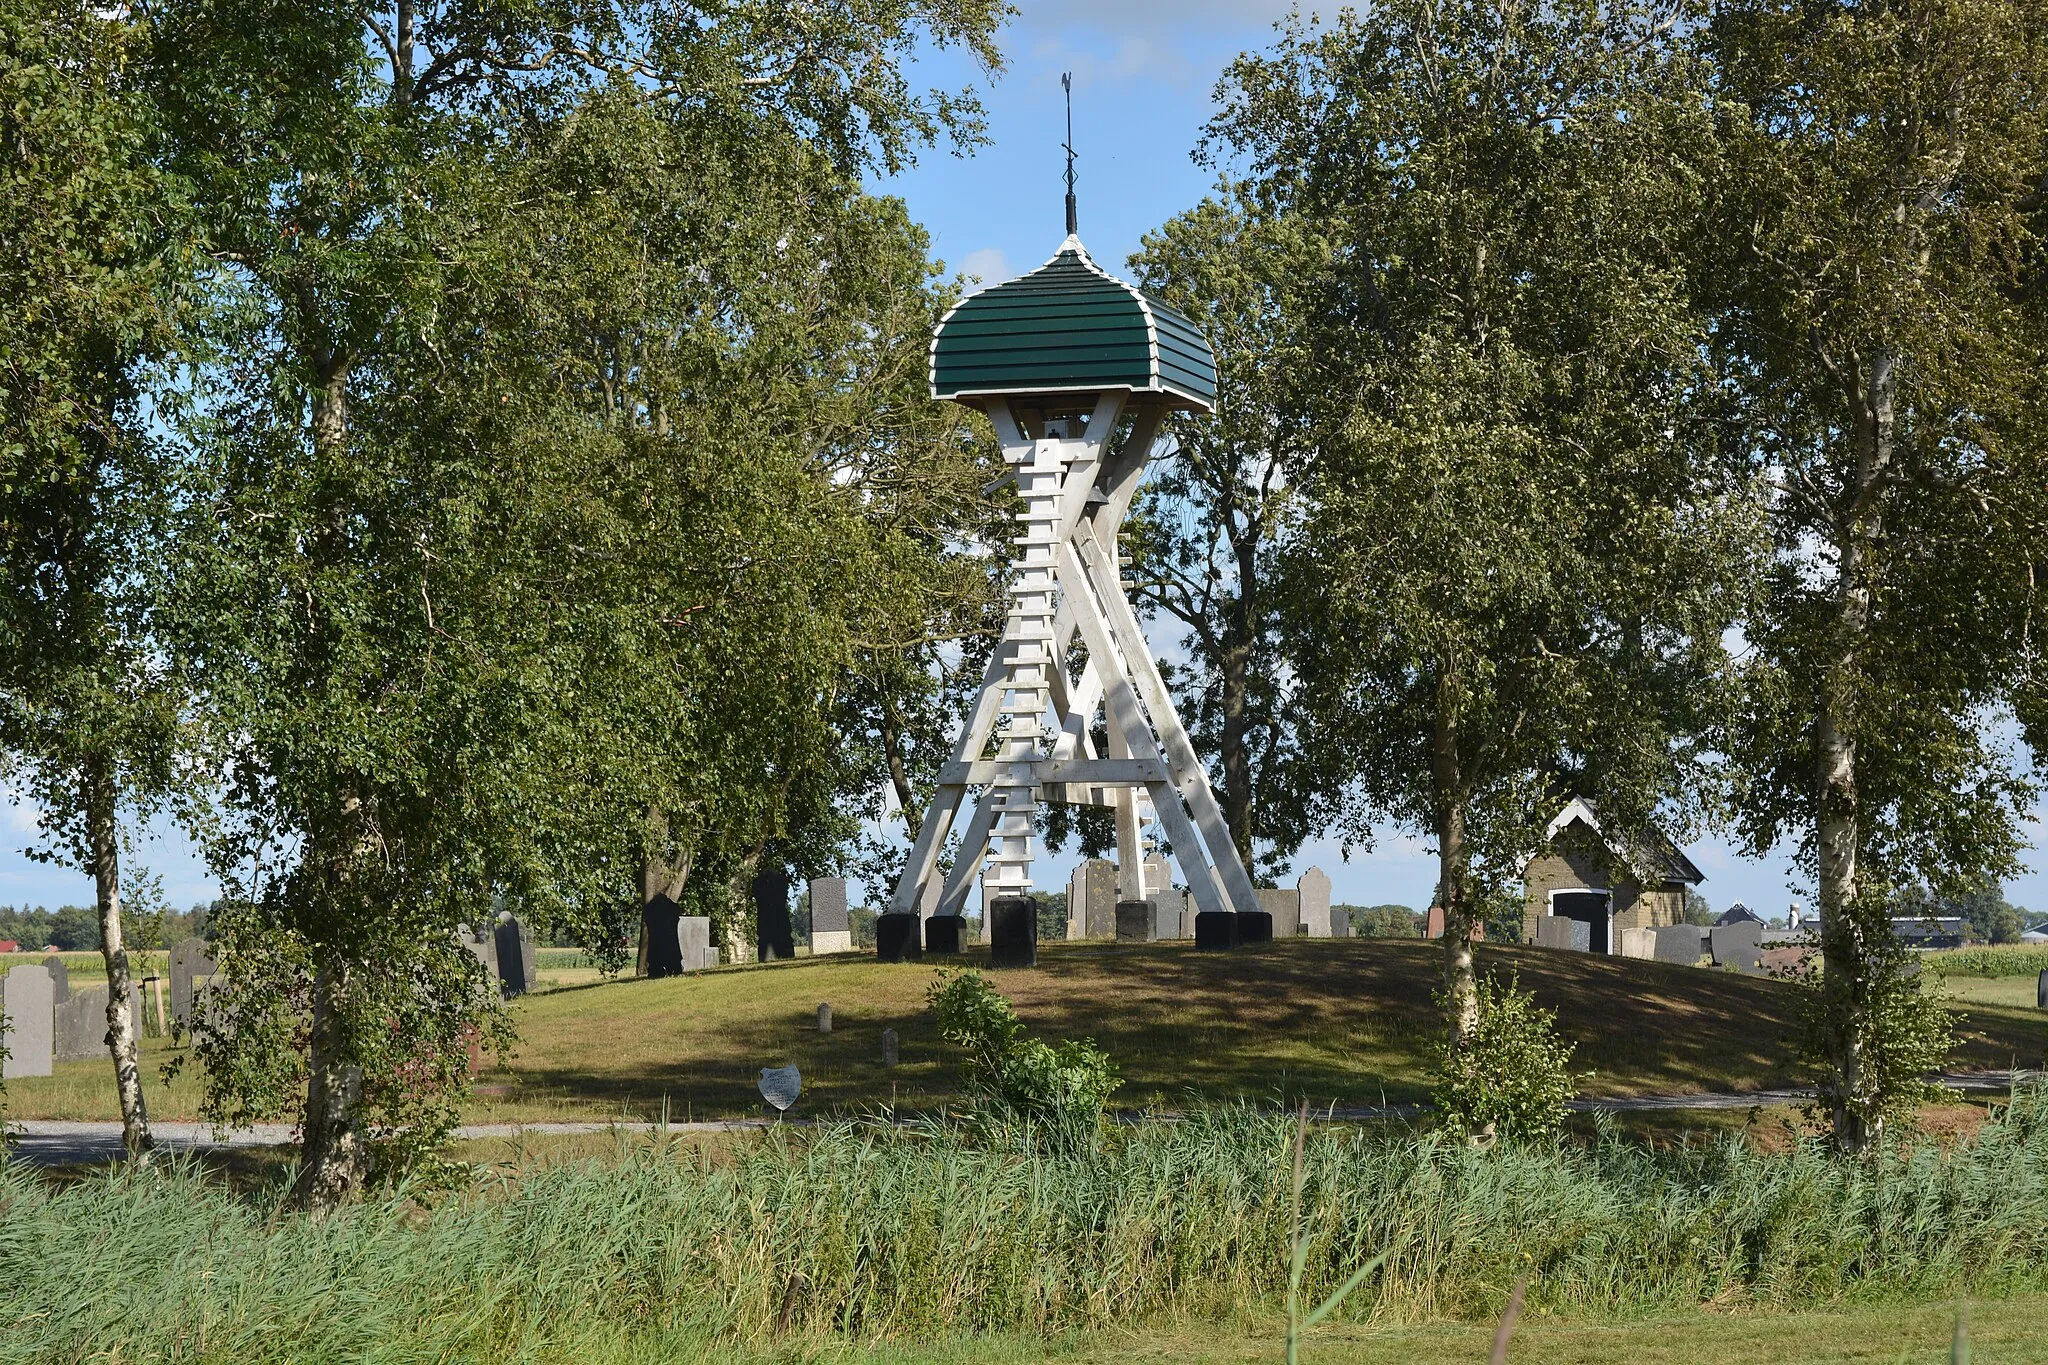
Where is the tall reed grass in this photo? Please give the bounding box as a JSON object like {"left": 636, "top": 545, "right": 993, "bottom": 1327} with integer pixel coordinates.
{"left": 6, "top": 1091, "right": 2048, "bottom": 1361}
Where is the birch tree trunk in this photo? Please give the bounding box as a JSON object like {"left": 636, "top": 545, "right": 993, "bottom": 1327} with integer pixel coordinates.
{"left": 1432, "top": 661, "right": 1480, "bottom": 1046}
{"left": 294, "top": 961, "right": 369, "bottom": 1208}
{"left": 85, "top": 755, "right": 152, "bottom": 1160}
{"left": 1816, "top": 346, "right": 1895, "bottom": 1154}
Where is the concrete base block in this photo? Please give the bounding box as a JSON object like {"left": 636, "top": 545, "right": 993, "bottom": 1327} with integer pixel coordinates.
{"left": 989, "top": 896, "right": 1037, "bottom": 969}
{"left": 1236, "top": 910, "right": 1273, "bottom": 944}
{"left": 924, "top": 915, "right": 966, "bottom": 955}
{"left": 811, "top": 930, "right": 854, "bottom": 955}
{"left": 1194, "top": 910, "right": 1239, "bottom": 950}
{"left": 875, "top": 913, "right": 923, "bottom": 962}
{"left": 1115, "top": 900, "right": 1152, "bottom": 941}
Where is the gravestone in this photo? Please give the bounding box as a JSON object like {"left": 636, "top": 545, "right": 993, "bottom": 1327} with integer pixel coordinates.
{"left": 1149, "top": 886, "right": 1186, "bottom": 940}
{"left": 1, "top": 962, "right": 55, "bottom": 1078}
{"left": 1237, "top": 910, "right": 1274, "bottom": 944}
{"left": 641, "top": 897, "right": 685, "bottom": 977}
{"left": 924, "top": 915, "right": 966, "bottom": 954}
{"left": 1617, "top": 927, "right": 1656, "bottom": 960}
{"left": 989, "top": 895, "right": 1037, "bottom": 969}
{"left": 817, "top": 1002, "right": 832, "bottom": 1033}
{"left": 494, "top": 915, "right": 537, "bottom": 998}
{"left": 882, "top": 1027, "right": 899, "bottom": 1068}
{"left": 875, "top": 912, "right": 921, "bottom": 962}
{"left": 753, "top": 867, "right": 795, "bottom": 962}
{"left": 1568, "top": 919, "right": 1591, "bottom": 953}
{"left": 1259, "top": 888, "right": 1302, "bottom": 939}
{"left": 1298, "top": 868, "right": 1334, "bottom": 938}
{"left": 678, "top": 916, "right": 712, "bottom": 974}
{"left": 1535, "top": 916, "right": 1577, "bottom": 952}
{"left": 168, "top": 937, "right": 216, "bottom": 1025}
{"left": 1194, "top": 910, "right": 1239, "bottom": 950}
{"left": 2038, "top": 969, "right": 2047, "bottom": 1010}
{"left": 1115, "top": 900, "right": 1152, "bottom": 942}
{"left": 809, "top": 877, "right": 853, "bottom": 955}
{"left": 704, "top": 947, "right": 720, "bottom": 968}
{"left": 454, "top": 923, "right": 500, "bottom": 998}
{"left": 1069, "top": 859, "right": 1116, "bottom": 939}
{"left": 1143, "top": 853, "right": 1171, "bottom": 896}
{"left": 42, "top": 955, "right": 68, "bottom": 1003}
{"left": 758, "top": 1064, "right": 802, "bottom": 1114}
{"left": 1653, "top": 924, "right": 1707, "bottom": 966}
{"left": 1709, "top": 921, "right": 1765, "bottom": 974}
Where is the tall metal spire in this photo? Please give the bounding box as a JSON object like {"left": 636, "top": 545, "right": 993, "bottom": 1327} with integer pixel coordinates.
{"left": 1061, "top": 72, "right": 1078, "bottom": 236}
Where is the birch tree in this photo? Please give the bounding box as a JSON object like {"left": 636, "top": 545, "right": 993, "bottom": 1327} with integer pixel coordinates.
{"left": 1705, "top": 0, "right": 2048, "bottom": 1150}
{"left": 0, "top": 2, "right": 189, "bottom": 1159}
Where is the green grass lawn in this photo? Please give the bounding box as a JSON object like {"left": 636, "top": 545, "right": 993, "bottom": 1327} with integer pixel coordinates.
{"left": 8, "top": 940, "right": 2042, "bottom": 1124}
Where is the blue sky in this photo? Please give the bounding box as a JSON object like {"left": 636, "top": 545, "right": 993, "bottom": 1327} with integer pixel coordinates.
{"left": 1, "top": 2, "right": 2039, "bottom": 922}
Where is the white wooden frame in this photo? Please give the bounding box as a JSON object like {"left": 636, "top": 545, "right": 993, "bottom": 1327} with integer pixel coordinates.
{"left": 889, "top": 395, "right": 1262, "bottom": 923}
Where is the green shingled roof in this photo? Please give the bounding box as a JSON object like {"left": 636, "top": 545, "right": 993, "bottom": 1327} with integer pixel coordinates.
{"left": 931, "top": 236, "right": 1217, "bottom": 412}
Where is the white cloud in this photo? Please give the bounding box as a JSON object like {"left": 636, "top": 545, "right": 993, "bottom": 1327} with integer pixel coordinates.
{"left": 959, "top": 246, "right": 1014, "bottom": 285}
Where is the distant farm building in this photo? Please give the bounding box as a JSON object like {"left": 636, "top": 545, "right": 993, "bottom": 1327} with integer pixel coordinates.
{"left": 1520, "top": 798, "right": 1704, "bottom": 954}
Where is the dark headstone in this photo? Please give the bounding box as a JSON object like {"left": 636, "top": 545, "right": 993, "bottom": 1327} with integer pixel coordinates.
{"left": 2, "top": 963, "right": 55, "bottom": 1077}
{"left": 1236, "top": 910, "right": 1274, "bottom": 944}
{"left": 753, "top": 866, "right": 795, "bottom": 962}
{"left": 2038, "top": 969, "right": 2047, "bottom": 1010}
{"left": 494, "top": 916, "right": 533, "bottom": 998}
{"left": 876, "top": 912, "right": 922, "bottom": 962}
{"left": 1653, "top": 924, "right": 1707, "bottom": 966}
{"left": 642, "top": 896, "right": 685, "bottom": 977}
{"left": 924, "top": 914, "right": 966, "bottom": 954}
{"left": 53, "top": 983, "right": 134, "bottom": 1061}
{"left": 1115, "top": 900, "right": 1152, "bottom": 941}
{"left": 1195, "top": 910, "right": 1239, "bottom": 950}
{"left": 810, "top": 877, "right": 850, "bottom": 934}
{"left": 42, "top": 955, "right": 68, "bottom": 1003}
{"left": 989, "top": 895, "right": 1037, "bottom": 969}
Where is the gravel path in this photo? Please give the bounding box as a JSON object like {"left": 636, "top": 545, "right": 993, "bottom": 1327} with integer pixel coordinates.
{"left": 7, "top": 1071, "right": 2031, "bottom": 1166}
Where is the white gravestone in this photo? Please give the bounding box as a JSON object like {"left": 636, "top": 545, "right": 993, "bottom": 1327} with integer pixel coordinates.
{"left": 2, "top": 963, "right": 55, "bottom": 1078}
{"left": 1298, "top": 867, "right": 1334, "bottom": 938}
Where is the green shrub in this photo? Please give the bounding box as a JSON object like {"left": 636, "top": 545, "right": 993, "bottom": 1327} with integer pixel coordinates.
{"left": 1431, "top": 971, "right": 1578, "bottom": 1143}
{"left": 928, "top": 969, "right": 1120, "bottom": 1139}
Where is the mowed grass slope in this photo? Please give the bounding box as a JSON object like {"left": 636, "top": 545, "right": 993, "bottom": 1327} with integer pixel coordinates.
{"left": 476, "top": 938, "right": 2047, "bottom": 1122}
{"left": 7, "top": 939, "right": 2040, "bottom": 1123}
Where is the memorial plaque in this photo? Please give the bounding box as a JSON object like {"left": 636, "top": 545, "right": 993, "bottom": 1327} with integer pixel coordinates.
{"left": 1298, "top": 868, "right": 1334, "bottom": 938}
{"left": 2, "top": 963, "right": 55, "bottom": 1078}
{"left": 758, "top": 1064, "right": 802, "bottom": 1113}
